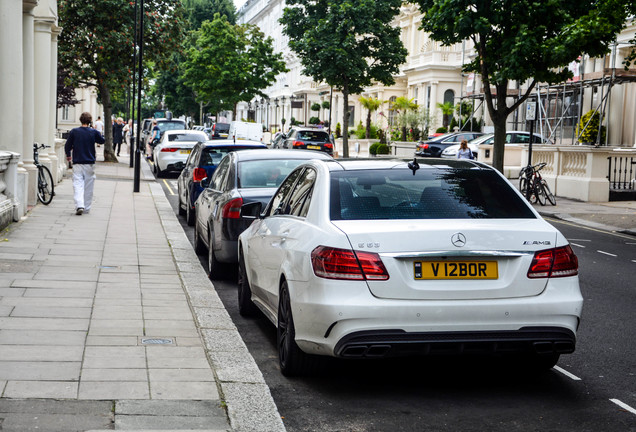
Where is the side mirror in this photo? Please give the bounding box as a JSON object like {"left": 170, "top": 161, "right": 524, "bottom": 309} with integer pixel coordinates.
{"left": 240, "top": 201, "right": 263, "bottom": 220}
{"left": 200, "top": 177, "right": 210, "bottom": 188}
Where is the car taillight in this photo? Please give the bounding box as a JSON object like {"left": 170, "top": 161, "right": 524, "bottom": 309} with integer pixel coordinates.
{"left": 222, "top": 198, "right": 243, "bottom": 219}
{"left": 527, "top": 245, "right": 578, "bottom": 278}
{"left": 324, "top": 143, "right": 333, "bottom": 149}
{"left": 293, "top": 140, "right": 304, "bottom": 147}
{"left": 311, "top": 246, "right": 389, "bottom": 281}
{"left": 193, "top": 167, "right": 207, "bottom": 182}
{"left": 160, "top": 147, "right": 179, "bottom": 152}
{"left": 418, "top": 144, "right": 429, "bottom": 150}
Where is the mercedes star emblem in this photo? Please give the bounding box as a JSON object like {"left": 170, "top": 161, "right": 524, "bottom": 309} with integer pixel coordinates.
{"left": 451, "top": 233, "right": 466, "bottom": 247}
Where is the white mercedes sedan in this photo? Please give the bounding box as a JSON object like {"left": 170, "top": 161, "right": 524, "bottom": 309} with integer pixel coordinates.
{"left": 152, "top": 129, "right": 208, "bottom": 177}
{"left": 237, "top": 158, "right": 582, "bottom": 376}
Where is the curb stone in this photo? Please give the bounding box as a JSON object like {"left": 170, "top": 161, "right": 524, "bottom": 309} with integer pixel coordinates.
{"left": 146, "top": 165, "right": 286, "bottom": 432}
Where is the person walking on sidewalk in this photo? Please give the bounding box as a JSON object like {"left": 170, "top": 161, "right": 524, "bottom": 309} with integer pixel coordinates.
{"left": 113, "top": 117, "right": 125, "bottom": 156}
{"left": 65, "top": 112, "right": 105, "bottom": 215}
{"left": 94, "top": 116, "right": 104, "bottom": 147}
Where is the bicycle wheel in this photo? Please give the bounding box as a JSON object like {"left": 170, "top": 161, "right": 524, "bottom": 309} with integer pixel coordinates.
{"left": 519, "top": 175, "right": 530, "bottom": 198}
{"left": 541, "top": 179, "right": 556, "bottom": 205}
{"left": 535, "top": 180, "right": 547, "bottom": 206}
{"left": 37, "top": 165, "right": 54, "bottom": 205}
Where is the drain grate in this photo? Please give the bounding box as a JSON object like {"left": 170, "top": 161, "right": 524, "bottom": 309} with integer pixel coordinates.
{"left": 141, "top": 338, "right": 174, "bottom": 345}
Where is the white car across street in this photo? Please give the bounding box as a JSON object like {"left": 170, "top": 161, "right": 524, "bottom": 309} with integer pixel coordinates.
{"left": 152, "top": 129, "right": 208, "bottom": 177}
{"left": 237, "top": 158, "right": 582, "bottom": 376}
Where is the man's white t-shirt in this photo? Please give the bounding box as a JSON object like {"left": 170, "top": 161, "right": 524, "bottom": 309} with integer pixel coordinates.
{"left": 94, "top": 120, "right": 104, "bottom": 135}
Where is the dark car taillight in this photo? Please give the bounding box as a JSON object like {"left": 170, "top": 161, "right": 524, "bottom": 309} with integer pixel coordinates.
{"left": 222, "top": 198, "right": 243, "bottom": 219}
{"left": 311, "top": 246, "right": 389, "bottom": 281}
{"left": 324, "top": 143, "right": 333, "bottom": 149}
{"left": 418, "top": 143, "right": 429, "bottom": 150}
{"left": 293, "top": 140, "right": 304, "bottom": 147}
{"left": 160, "top": 147, "right": 179, "bottom": 152}
{"left": 527, "top": 245, "right": 578, "bottom": 278}
{"left": 193, "top": 167, "right": 207, "bottom": 182}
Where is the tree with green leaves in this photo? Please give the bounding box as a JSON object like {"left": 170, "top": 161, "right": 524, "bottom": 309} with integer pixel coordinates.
{"left": 436, "top": 101, "right": 454, "bottom": 128}
{"left": 281, "top": 0, "right": 407, "bottom": 157}
{"left": 359, "top": 97, "right": 383, "bottom": 139}
{"left": 414, "top": 0, "right": 630, "bottom": 172}
{"left": 183, "top": 14, "right": 287, "bottom": 118}
{"left": 182, "top": 0, "right": 236, "bottom": 29}
{"left": 58, "top": 0, "right": 185, "bottom": 162}
{"left": 392, "top": 97, "right": 418, "bottom": 141}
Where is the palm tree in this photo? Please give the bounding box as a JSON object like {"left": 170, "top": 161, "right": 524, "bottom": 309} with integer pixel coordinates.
{"left": 437, "top": 101, "right": 455, "bottom": 128}
{"left": 359, "top": 96, "right": 384, "bottom": 139}
{"left": 392, "top": 96, "right": 418, "bottom": 141}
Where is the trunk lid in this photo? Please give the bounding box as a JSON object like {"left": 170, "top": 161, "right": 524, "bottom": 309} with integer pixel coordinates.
{"left": 332, "top": 219, "right": 558, "bottom": 300}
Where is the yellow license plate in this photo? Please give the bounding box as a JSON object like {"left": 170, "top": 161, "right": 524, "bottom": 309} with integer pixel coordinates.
{"left": 180, "top": 150, "right": 191, "bottom": 154}
{"left": 414, "top": 261, "right": 498, "bottom": 280}
{"left": 307, "top": 145, "right": 321, "bottom": 150}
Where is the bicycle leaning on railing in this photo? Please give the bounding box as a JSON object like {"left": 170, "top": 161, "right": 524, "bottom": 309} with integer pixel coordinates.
{"left": 518, "top": 162, "right": 556, "bottom": 206}
{"left": 33, "top": 143, "right": 55, "bottom": 205}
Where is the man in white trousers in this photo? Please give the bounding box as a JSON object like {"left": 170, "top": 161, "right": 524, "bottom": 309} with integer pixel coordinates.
{"left": 64, "top": 112, "right": 105, "bottom": 215}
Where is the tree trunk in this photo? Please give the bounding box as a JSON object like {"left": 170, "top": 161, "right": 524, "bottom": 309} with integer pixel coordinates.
{"left": 491, "top": 114, "right": 507, "bottom": 173}
{"left": 342, "top": 88, "right": 350, "bottom": 158}
{"left": 100, "top": 84, "right": 118, "bottom": 163}
{"left": 365, "top": 109, "right": 371, "bottom": 139}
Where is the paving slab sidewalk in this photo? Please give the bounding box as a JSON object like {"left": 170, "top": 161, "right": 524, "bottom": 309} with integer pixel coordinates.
{"left": 0, "top": 151, "right": 284, "bottom": 432}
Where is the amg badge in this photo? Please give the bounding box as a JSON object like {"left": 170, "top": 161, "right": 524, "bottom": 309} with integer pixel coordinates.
{"left": 523, "top": 240, "right": 551, "bottom": 245}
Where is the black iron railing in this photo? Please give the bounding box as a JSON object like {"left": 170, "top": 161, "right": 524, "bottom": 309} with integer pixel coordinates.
{"left": 607, "top": 156, "right": 636, "bottom": 190}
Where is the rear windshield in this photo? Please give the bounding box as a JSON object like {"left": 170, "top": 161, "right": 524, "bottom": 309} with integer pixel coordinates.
{"left": 297, "top": 131, "right": 329, "bottom": 142}
{"left": 168, "top": 133, "right": 206, "bottom": 142}
{"left": 238, "top": 159, "right": 307, "bottom": 188}
{"left": 201, "top": 146, "right": 264, "bottom": 166}
{"left": 158, "top": 121, "right": 186, "bottom": 132}
{"left": 330, "top": 168, "right": 535, "bottom": 220}
{"left": 214, "top": 123, "right": 230, "bottom": 132}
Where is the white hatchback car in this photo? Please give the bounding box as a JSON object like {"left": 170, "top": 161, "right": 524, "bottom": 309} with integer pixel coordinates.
{"left": 238, "top": 158, "right": 582, "bottom": 376}
{"left": 152, "top": 130, "right": 208, "bottom": 177}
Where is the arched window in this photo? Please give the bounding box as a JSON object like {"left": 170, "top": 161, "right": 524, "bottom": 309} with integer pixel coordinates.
{"left": 444, "top": 89, "right": 455, "bottom": 105}
{"left": 388, "top": 96, "right": 397, "bottom": 126}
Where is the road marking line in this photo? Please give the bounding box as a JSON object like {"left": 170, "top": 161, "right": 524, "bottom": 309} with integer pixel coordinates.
{"left": 597, "top": 250, "right": 617, "bottom": 257}
{"left": 632, "top": 260, "right": 636, "bottom": 263}
{"left": 545, "top": 218, "right": 635, "bottom": 240}
{"left": 570, "top": 243, "right": 586, "bottom": 248}
{"left": 163, "top": 179, "right": 175, "bottom": 195}
{"left": 569, "top": 238, "right": 592, "bottom": 242}
{"left": 554, "top": 366, "right": 581, "bottom": 381}
{"left": 610, "top": 399, "right": 636, "bottom": 415}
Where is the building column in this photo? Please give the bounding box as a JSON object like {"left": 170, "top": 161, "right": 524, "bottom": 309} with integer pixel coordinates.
{"left": 48, "top": 25, "right": 61, "bottom": 182}
{"left": 23, "top": 1, "right": 38, "bottom": 206}
{"left": 0, "top": 0, "right": 24, "bottom": 155}
{"left": 430, "top": 81, "right": 439, "bottom": 128}
{"left": 33, "top": 16, "right": 54, "bottom": 170}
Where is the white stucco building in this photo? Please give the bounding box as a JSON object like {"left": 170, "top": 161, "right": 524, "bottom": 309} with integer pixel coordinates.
{"left": 0, "top": 0, "right": 62, "bottom": 227}
{"left": 238, "top": 1, "right": 636, "bottom": 149}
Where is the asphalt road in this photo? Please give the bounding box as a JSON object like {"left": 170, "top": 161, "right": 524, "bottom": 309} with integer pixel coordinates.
{"left": 158, "top": 175, "right": 636, "bottom": 432}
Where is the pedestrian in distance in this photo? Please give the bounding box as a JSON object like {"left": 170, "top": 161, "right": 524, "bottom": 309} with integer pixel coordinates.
{"left": 147, "top": 120, "right": 160, "bottom": 160}
{"left": 94, "top": 116, "right": 104, "bottom": 147}
{"left": 65, "top": 111, "right": 105, "bottom": 215}
{"left": 457, "top": 139, "right": 474, "bottom": 160}
{"left": 113, "top": 117, "right": 125, "bottom": 156}
{"left": 123, "top": 119, "right": 133, "bottom": 154}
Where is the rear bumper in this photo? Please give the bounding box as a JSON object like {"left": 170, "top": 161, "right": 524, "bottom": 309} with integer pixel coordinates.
{"left": 333, "top": 327, "right": 575, "bottom": 358}
{"left": 287, "top": 276, "right": 583, "bottom": 358}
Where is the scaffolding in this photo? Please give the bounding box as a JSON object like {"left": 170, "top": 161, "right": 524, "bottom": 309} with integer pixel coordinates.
{"left": 459, "top": 66, "right": 636, "bottom": 146}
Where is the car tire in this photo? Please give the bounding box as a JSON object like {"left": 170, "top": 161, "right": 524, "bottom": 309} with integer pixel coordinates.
{"left": 193, "top": 218, "right": 206, "bottom": 255}
{"left": 185, "top": 200, "right": 195, "bottom": 226}
{"left": 237, "top": 250, "right": 257, "bottom": 317}
{"left": 277, "top": 281, "right": 316, "bottom": 376}
{"left": 207, "top": 229, "right": 224, "bottom": 280}
{"left": 178, "top": 189, "right": 187, "bottom": 216}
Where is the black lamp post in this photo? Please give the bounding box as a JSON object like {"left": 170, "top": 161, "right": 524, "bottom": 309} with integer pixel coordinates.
{"left": 133, "top": 0, "right": 144, "bottom": 193}
{"left": 129, "top": 0, "right": 138, "bottom": 168}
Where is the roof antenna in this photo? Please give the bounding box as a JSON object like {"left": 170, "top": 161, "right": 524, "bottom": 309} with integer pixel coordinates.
{"left": 408, "top": 157, "right": 419, "bottom": 175}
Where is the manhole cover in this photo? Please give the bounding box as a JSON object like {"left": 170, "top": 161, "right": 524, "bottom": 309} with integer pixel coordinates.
{"left": 141, "top": 338, "right": 174, "bottom": 345}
